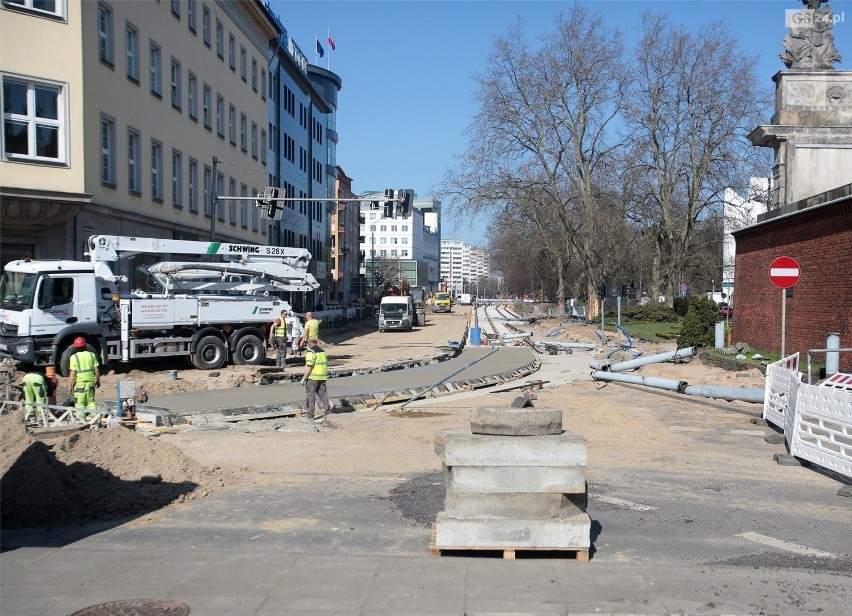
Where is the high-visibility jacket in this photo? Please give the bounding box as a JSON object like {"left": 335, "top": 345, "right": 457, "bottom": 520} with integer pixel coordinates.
{"left": 272, "top": 318, "right": 288, "bottom": 339}
{"left": 69, "top": 350, "right": 99, "bottom": 383}
{"left": 305, "top": 346, "right": 328, "bottom": 381}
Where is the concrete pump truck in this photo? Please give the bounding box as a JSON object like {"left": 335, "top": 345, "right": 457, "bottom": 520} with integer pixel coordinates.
{"left": 0, "top": 235, "right": 320, "bottom": 376}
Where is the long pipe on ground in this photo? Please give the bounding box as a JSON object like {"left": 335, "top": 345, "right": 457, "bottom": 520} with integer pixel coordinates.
{"left": 500, "top": 332, "right": 533, "bottom": 340}
{"left": 591, "top": 371, "right": 763, "bottom": 403}
{"left": 535, "top": 341, "right": 596, "bottom": 350}
{"left": 608, "top": 347, "right": 696, "bottom": 373}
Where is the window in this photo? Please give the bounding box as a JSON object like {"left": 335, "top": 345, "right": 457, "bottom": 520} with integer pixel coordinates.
{"left": 187, "top": 0, "right": 196, "bottom": 32}
{"left": 170, "top": 59, "right": 181, "bottom": 109}
{"left": 261, "top": 68, "right": 266, "bottom": 100}
{"left": 149, "top": 41, "right": 161, "bottom": 96}
{"left": 216, "top": 20, "right": 223, "bottom": 58}
{"left": 187, "top": 73, "right": 197, "bottom": 119}
{"left": 151, "top": 140, "right": 163, "bottom": 201}
{"left": 260, "top": 128, "right": 267, "bottom": 164}
{"left": 402, "top": 225, "right": 409, "bottom": 231}
{"left": 240, "top": 46, "right": 247, "bottom": 81}
{"left": 228, "top": 34, "right": 235, "bottom": 70}
{"left": 391, "top": 237, "right": 398, "bottom": 245}
{"left": 202, "top": 84, "right": 211, "bottom": 129}
{"left": 379, "top": 237, "right": 386, "bottom": 245}
{"left": 203, "top": 165, "right": 212, "bottom": 216}
{"left": 97, "top": 3, "right": 114, "bottom": 65}
{"left": 202, "top": 6, "right": 210, "bottom": 46}
{"left": 402, "top": 250, "right": 409, "bottom": 257}
{"left": 228, "top": 104, "right": 236, "bottom": 145}
{"left": 251, "top": 122, "right": 257, "bottom": 159}
{"left": 251, "top": 187, "right": 259, "bottom": 230}
{"left": 171, "top": 150, "right": 182, "bottom": 207}
{"left": 228, "top": 177, "right": 236, "bottom": 224}
{"left": 100, "top": 115, "right": 116, "bottom": 186}
{"left": 188, "top": 158, "right": 198, "bottom": 213}
{"left": 170, "top": 0, "right": 179, "bottom": 18}
{"left": 240, "top": 113, "right": 247, "bottom": 152}
{"left": 391, "top": 225, "right": 397, "bottom": 232}
{"left": 240, "top": 183, "right": 248, "bottom": 227}
{"left": 401, "top": 237, "right": 409, "bottom": 244}
{"left": 1, "top": 77, "right": 64, "bottom": 162}
{"left": 380, "top": 225, "right": 387, "bottom": 232}
{"left": 251, "top": 58, "right": 257, "bottom": 92}
{"left": 391, "top": 250, "right": 397, "bottom": 257}
{"left": 6, "top": 0, "right": 64, "bottom": 17}
{"left": 128, "top": 128, "right": 140, "bottom": 193}
{"left": 125, "top": 23, "right": 139, "bottom": 81}
{"left": 216, "top": 95, "right": 224, "bottom": 137}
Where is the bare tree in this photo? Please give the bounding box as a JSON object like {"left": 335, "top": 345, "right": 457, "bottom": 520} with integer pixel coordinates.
{"left": 438, "top": 6, "right": 630, "bottom": 302}
{"left": 624, "top": 14, "right": 769, "bottom": 305}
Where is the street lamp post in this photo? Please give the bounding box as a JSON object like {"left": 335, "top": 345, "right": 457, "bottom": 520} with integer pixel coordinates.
{"left": 341, "top": 246, "right": 350, "bottom": 323}
{"left": 370, "top": 225, "right": 376, "bottom": 318}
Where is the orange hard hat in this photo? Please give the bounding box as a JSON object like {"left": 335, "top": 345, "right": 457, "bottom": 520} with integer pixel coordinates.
{"left": 73, "top": 337, "right": 87, "bottom": 348}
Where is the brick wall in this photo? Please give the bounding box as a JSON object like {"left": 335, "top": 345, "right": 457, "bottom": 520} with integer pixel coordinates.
{"left": 733, "top": 200, "right": 852, "bottom": 373}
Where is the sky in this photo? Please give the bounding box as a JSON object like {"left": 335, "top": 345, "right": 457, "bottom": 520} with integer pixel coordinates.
{"left": 269, "top": 0, "right": 852, "bottom": 246}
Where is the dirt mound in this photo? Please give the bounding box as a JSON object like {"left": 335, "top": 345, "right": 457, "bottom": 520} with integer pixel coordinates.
{"left": 0, "top": 413, "right": 230, "bottom": 529}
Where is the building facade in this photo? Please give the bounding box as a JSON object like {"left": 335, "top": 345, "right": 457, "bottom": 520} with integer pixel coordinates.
{"left": 331, "top": 165, "right": 359, "bottom": 306}
{"left": 1, "top": 0, "right": 280, "bottom": 275}
{"left": 440, "top": 239, "right": 490, "bottom": 297}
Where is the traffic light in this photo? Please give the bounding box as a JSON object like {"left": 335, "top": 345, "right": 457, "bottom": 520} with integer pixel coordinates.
{"left": 256, "top": 187, "right": 282, "bottom": 221}
{"left": 383, "top": 188, "right": 395, "bottom": 218}
{"left": 620, "top": 284, "right": 628, "bottom": 298}
{"left": 399, "top": 189, "right": 414, "bottom": 217}
{"left": 597, "top": 284, "right": 608, "bottom": 298}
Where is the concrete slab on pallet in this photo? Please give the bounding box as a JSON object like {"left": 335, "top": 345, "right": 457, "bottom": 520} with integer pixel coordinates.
{"left": 447, "top": 465, "right": 586, "bottom": 494}
{"left": 470, "top": 407, "right": 562, "bottom": 436}
{"left": 443, "top": 433, "right": 587, "bottom": 467}
{"left": 443, "top": 491, "right": 586, "bottom": 520}
{"left": 434, "top": 512, "right": 591, "bottom": 549}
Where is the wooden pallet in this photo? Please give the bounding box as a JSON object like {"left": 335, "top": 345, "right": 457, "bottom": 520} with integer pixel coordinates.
{"left": 429, "top": 526, "right": 589, "bottom": 561}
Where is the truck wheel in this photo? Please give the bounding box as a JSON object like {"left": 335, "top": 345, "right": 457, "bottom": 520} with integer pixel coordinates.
{"left": 58, "top": 342, "right": 97, "bottom": 377}
{"left": 192, "top": 336, "right": 227, "bottom": 370}
{"left": 233, "top": 335, "right": 265, "bottom": 365}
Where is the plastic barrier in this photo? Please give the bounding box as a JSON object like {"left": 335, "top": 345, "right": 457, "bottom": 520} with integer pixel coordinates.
{"left": 470, "top": 327, "right": 482, "bottom": 346}
{"left": 763, "top": 353, "right": 801, "bottom": 429}
{"left": 789, "top": 378, "right": 852, "bottom": 480}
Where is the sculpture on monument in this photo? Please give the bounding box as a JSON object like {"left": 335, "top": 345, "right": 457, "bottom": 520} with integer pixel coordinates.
{"left": 780, "top": 0, "right": 843, "bottom": 69}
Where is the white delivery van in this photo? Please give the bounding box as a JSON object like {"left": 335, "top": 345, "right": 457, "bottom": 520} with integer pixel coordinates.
{"left": 378, "top": 296, "right": 415, "bottom": 332}
{"left": 457, "top": 293, "right": 472, "bottom": 305}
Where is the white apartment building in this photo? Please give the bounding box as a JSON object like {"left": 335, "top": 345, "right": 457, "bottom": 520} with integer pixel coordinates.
{"left": 722, "top": 178, "right": 769, "bottom": 305}
{"left": 440, "top": 239, "right": 490, "bottom": 296}
{"left": 1, "top": 0, "right": 279, "bottom": 275}
{"left": 359, "top": 194, "right": 440, "bottom": 295}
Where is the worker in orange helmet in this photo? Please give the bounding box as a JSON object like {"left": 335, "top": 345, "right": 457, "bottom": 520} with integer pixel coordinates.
{"left": 67, "top": 337, "right": 100, "bottom": 420}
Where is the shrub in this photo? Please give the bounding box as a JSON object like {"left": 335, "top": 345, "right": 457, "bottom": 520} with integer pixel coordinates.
{"left": 678, "top": 297, "right": 719, "bottom": 348}
{"left": 608, "top": 304, "right": 680, "bottom": 323}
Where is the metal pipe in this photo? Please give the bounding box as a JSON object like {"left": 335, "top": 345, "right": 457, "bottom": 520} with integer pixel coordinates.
{"left": 589, "top": 360, "right": 609, "bottom": 371}
{"left": 681, "top": 384, "right": 765, "bottom": 404}
{"left": 592, "top": 371, "right": 687, "bottom": 392}
{"left": 535, "top": 341, "right": 596, "bottom": 350}
{"left": 825, "top": 333, "right": 840, "bottom": 376}
{"left": 500, "top": 332, "right": 533, "bottom": 340}
{"left": 609, "top": 347, "right": 696, "bottom": 373}
{"left": 807, "top": 347, "right": 852, "bottom": 384}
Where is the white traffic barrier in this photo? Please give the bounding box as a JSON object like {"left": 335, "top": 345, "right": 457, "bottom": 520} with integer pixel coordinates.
{"left": 820, "top": 373, "right": 852, "bottom": 391}
{"left": 789, "top": 377, "right": 852, "bottom": 480}
{"left": 763, "top": 353, "right": 801, "bottom": 430}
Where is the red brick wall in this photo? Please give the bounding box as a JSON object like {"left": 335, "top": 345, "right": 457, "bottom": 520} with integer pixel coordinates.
{"left": 733, "top": 200, "right": 852, "bottom": 373}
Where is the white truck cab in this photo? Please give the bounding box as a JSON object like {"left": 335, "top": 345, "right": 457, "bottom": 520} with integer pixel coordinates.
{"left": 378, "top": 296, "right": 414, "bottom": 332}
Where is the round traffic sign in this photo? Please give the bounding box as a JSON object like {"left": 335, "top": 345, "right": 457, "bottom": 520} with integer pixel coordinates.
{"left": 769, "top": 256, "right": 800, "bottom": 289}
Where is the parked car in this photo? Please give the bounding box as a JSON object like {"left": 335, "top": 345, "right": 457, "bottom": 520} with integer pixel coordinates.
{"left": 719, "top": 303, "right": 733, "bottom": 317}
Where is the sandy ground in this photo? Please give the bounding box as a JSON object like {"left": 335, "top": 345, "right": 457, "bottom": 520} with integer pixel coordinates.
{"left": 1, "top": 307, "right": 771, "bottom": 528}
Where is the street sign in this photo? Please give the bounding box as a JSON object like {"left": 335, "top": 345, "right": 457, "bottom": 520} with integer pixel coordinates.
{"left": 769, "top": 256, "right": 800, "bottom": 289}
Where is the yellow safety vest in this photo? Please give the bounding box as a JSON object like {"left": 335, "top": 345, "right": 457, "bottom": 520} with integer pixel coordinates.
{"left": 69, "top": 350, "right": 98, "bottom": 383}
{"left": 305, "top": 347, "right": 328, "bottom": 381}
{"left": 273, "top": 319, "right": 288, "bottom": 338}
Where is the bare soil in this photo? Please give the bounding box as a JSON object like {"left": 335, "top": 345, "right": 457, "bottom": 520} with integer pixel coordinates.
{"left": 1, "top": 308, "right": 769, "bottom": 529}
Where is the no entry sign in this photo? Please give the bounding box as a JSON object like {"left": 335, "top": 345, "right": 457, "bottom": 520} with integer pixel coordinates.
{"left": 769, "top": 256, "right": 800, "bottom": 289}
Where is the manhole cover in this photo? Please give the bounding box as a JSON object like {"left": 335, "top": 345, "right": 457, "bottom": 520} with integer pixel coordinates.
{"left": 69, "top": 599, "right": 190, "bottom": 616}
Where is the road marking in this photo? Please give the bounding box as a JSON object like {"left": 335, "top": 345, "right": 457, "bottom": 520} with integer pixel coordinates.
{"left": 736, "top": 532, "right": 836, "bottom": 558}
{"left": 594, "top": 495, "right": 657, "bottom": 511}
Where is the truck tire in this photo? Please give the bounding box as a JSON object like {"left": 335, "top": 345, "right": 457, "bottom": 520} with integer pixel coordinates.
{"left": 192, "top": 335, "right": 227, "bottom": 370}
{"left": 233, "top": 335, "right": 265, "bottom": 365}
{"left": 58, "top": 341, "right": 98, "bottom": 378}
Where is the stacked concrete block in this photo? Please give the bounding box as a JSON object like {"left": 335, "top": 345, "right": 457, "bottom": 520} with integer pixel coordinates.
{"left": 434, "top": 407, "right": 590, "bottom": 553}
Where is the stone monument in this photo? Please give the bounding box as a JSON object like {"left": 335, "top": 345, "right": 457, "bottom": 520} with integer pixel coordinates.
{"left": 749, "top": 0, "right": 852, "bottom": 210}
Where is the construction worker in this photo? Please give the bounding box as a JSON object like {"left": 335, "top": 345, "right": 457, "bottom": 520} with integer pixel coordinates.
{"left": 67, "top": 337, "right": 100, "bottom": 420}
{"left": 300, "top": 311, "right": 320, "bottom": 347}
{"left": 21, "top": 369, "right": 52, "bottom": 424}
{"left": 268, "top": 309, "right": 290, "bottom": 367}
{"left": 300, "top": 338, "right": 330, "bottom": 422}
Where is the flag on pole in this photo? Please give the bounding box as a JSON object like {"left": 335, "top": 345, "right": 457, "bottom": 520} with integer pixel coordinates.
{"left": 316, "top": 39, "right": 325, "bottom": 58}
{"left": 328, "top": 33, "right": 336, "bottom": 50}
